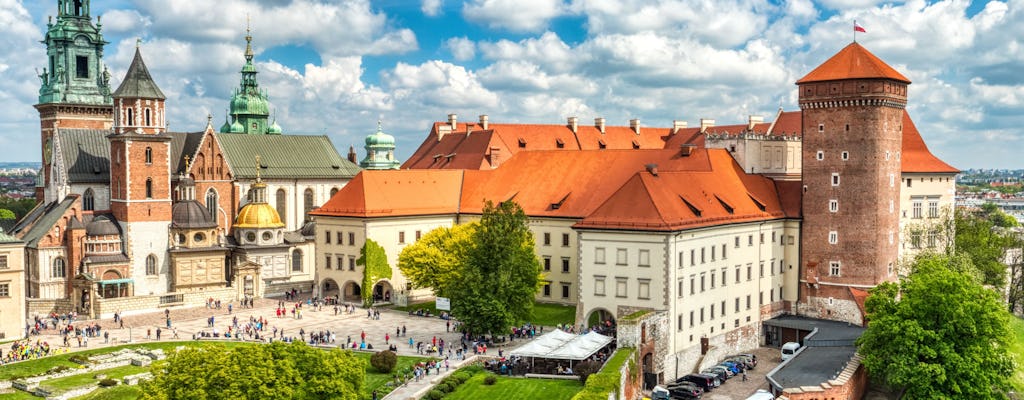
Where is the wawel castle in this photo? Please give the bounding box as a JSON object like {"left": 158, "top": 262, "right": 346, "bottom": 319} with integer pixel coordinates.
{"left": 2, "top": 0, "right": 956, "bottom": 385}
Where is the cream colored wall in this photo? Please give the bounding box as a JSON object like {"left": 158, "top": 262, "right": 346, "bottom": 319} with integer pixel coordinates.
{"left": 0, "top": 241, "right": 26, "bottom": 340}
{"left": 171, "top": 251, "right": 226, "bottom": 290}
{"left": 578, "top": 220, "right": 792, "bottom": 358}
{"left": 898, "top": 173, "right": 957, "bottom": 269}
{"left": 240, "top": 178, "right": 352, "bottom": 232}
{"left": 706, "top": 137, "right": 801, "bottom": 177}
{"left": 34, "top": 247, "right": 68, "bottom": 300}
{"left": 530, "top": 218, "right": 579, "bottom": 305}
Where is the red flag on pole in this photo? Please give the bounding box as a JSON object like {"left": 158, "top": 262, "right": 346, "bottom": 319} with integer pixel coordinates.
{"left": 854, "top": 22, "right": 866, "bottom": 33}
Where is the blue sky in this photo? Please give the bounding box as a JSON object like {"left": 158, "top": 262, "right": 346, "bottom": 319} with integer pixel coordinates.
{"left": 2, "top": 0, "right": 1022, "bottom": 169}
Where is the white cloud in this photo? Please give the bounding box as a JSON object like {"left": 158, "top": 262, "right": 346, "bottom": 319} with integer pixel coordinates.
{"left": 478, "top": 32, "right": 577, "bottom": 74}
{"left": 383, "top": 60, "right": 500, "bottom": 109}
{"left": 422, "top": 0, "right": 443, "bottom": 16}
{"left": 570, "top": 0, "right": 768, "bottom": 48}
{"left": 445, "top": 37, "right": 476, "bottom": 61}
{"left": 462, "top": 0, "right": 568, "bottom": 33}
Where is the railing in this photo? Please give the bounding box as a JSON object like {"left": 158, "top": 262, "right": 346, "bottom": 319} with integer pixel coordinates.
{"left": 159, "top": 294, "right": 184, "bottom": 305}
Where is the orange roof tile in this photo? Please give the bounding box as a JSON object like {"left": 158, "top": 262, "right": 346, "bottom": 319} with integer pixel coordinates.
{"left": 575, "top": 150, "right": 788, "bottom": 231}
{"left": 769, "top": 111, "right": 803, "bottom": 137}
{"left": 774, "top": 180, "right": 803, "bottom": 219}
{"left": 901, "top": 111, "right": 958, "bottom": 173}
{"left": 311, "top": 169, "right": 465, "bottom": 217}
{"left": 797, "top": 42, "right": 910, "bottom": 84}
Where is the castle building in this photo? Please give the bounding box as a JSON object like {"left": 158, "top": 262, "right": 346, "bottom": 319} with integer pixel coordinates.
{"left": 360, "top": 121, "right": 401, "bottom": 170}
{"left": 311, "top": 42, "right": 957, "bottom": 384}
{"left": 0, "top": 229, "right": 26, "bottom": 340}
{"left": 12, "top": 0, "right": 359, "bottom": 318}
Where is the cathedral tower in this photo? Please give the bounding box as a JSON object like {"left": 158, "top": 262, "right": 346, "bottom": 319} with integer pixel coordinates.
{"left": 108, "top": 45, "right": 172, "bottom": 295}
{"left": 35, "top": 0, "right": 113, "bottom": 201}
{"left": 360, "top": 121, "right": 401, "bottom": 170}
{"left": 797, "top": 43, "right": 909, "bottom": 324}
{"left": 220, "top": 27, "right": 276, "bottom": 135}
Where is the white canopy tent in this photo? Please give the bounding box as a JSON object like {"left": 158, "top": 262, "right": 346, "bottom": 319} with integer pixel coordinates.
{"left": 510, "top": 329, "right": 614, "bottom": 364}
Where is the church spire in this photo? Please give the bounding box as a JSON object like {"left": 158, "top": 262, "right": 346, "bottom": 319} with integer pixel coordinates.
{"left": 40, "top": 0, "right": 111, "bottom": 105}
{"left": 226, "top": 21, "right": 273, "bottom": 135}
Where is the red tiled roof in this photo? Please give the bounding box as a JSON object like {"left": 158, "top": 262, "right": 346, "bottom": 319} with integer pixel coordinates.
{"left": 769, "top": 111, "right": 803, "bottom": 137}
{"left": 901, "top": 111, "right": 958, "bottom": 174}
{"left": 797, "top": 42, "right": 910, "bottom": 84}
{"left": 575, "top": 150, "right": 789, "bottom": 231}
{"left": 774, "top": 180, "right": 803, "bottom": 218}
{"left": 311, "top": 169, "right": 465, "bottom": 217}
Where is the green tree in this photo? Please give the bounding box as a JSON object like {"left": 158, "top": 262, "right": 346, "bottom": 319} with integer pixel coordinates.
{"left": 397, "top": 222, "right": 477, "bottom": 293}
{"left": 955, "top": 208, "right": 1014, "bottom": 287}
{"left": 857, "top": 254, "right": 1014, "bottom": 399}
{"left": 358, "top": 239, "right": 392, "bottom": 307}
{"left": 140, "top": 342, "right": 364, "bottom": 400}
{"left": 0, "top": 209, "right": 14, "bottom": 221}
{"left": 455, "top": 200, "right": 542, "bottom": 336}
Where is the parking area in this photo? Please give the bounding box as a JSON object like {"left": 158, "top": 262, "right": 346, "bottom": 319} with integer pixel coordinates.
{"left": 664, "top": 346, "right": 780, "bottom": 400}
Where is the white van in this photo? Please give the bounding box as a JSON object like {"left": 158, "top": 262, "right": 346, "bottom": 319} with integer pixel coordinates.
{"left": 745, "top": 389, "right": 776, "bottom": 400}
{"left": 781, "top": 342, "right": 800, "bottom": 361}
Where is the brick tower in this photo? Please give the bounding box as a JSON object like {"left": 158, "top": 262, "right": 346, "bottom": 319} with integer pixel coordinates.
{"left": 797, "top": 43, "right": 910, "bottom": 324}
{"left": 35, "top": 0, "right": 113, "bottom": 201}
{"left": 108, "top": 45, "right": 172, "bottom": 295}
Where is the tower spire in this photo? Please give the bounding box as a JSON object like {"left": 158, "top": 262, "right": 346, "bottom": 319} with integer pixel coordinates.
{"left": 245, "top": 14, "right": 254, "bottom": 62}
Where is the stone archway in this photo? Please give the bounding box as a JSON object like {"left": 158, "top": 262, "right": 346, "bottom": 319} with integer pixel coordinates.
{"left": 642, "top": 352, "right": 656, "bottom": 390}
{"left": 585, "top": 308, "right": 617, "bottom": 336}
{"left": 100, "top": 269, "right": 127, "bottom": 299}
{"left": 373, "top": 280, "right": 394, "bottom": 304}
{"left": 342, "top": 280, "right": 361, "bottom": 303}
{"left": 321, "top": 278, "right": 340, "bottom": 298}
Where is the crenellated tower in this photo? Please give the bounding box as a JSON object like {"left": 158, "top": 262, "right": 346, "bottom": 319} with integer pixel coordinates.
{"left": 797, "top": 42, "right": 909, "bottom": 324}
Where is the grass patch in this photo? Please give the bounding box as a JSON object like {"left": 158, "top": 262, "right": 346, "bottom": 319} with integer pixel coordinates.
{"left": 38, "top": 365, "right": 147, "bottom": 392}
{"left": 1009, "top": 316, "right": 1024, "bottom": 392}
{"left": 393, "top": 300, "right": 443, "bottom": 316}
{"left": 71, "top": 385, "right": 142, "bottom": 400}
{"left": 0, "top": 390, "right": 40, "bottom": 400}
{"left": 351, "top": 352, "right": 432, "bottom": 400}
{"left": 528, "top": 303, "right": 576, "bottom": 327}
{"left": 444, "top": 373, "right": 581, "bottom": 400}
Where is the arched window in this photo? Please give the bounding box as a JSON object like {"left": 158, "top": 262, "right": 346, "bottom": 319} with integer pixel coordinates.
{"left": 292, "top": 249, "right": 303, "bottom": 272}
{"left": 206, "top": 188, "right": 219, "bottom": 224}
{"left": 330, "top": 187, "right": 339, "bottom": 197}
{"left": 145, "top": 147, "right": 152, "bottom": 164}
{"left": 52, "top": 257, "right": 67, "bottom": 278}
{"left": 82, "top": 188, "right": 94, "bottom": 211}
{"left": 144, "top": 108, "right": 151, "bottom": 126}
{"left": 126, "top": 108, "right": 134, "bottom": 126}
{"left": 146, "top": 254, "right": 158, "bottom": 275}
{"left": 276, "top": 189, "right": 287, "bottom": 223}
{"left": 145, "top": 178, "right": 153, "bottom": 198}
{"left": 303, "top": 188, "right": 314, "bottom": 220}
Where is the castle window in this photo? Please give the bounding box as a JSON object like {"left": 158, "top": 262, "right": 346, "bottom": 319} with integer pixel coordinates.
{"left": 928, "top": 199, "right": 939, "bottom": 218}
{"left": 595, "top": 247, "right": 606, "bottom": 264}
{"left": 816, "top": 151, "right": 823, "bottom": 161}
{"left": 145, "top": 147, "right": 152, "bottom": 164}
{"left": 146, "top": 254, "right": 158, "bottom": 275}
{"left": 206, "top": 189, "right": 219, "bottom": 224}
{"left": 829, "top": 199, "right": 838, "bottom": 212}
{"left": 348, "top": 232, "right": 355, "bottom": 245}
{"left": 292, "top": 249, "right": 303, "bottom": 272}
{"left": 145, "top": 108, "right": 152, "bottom": 126}
{"left": 842, "top": 151, "right": 849, "bottom": 160}
{"left": 276, "top": 189, "right": 287, "bottom": 224}
{"left": 818, "top": 123, "right": 824, "bottom": 133}
{"left": 885, "top": 151, "right": 891, "bottom": 160}
{"left": 831, "top": 173, "right": 840, "bottom": 186}
{"left": 324, "top": 254, "right": 332, "bottom": 269}
{"left": 830, "top": 261, "right": 841, "bottom": 276}
{"left": 127, "top": 108, "right": 134, "bottom": 126}
{"left": 562, "top": 257, "right": 570, "bottom": 273}
{"left": 75, "top": 56, "right": 88, "bottom": 79}
{"left": 828, "top": 231, "right": 838, "bottom": 244}
{"left": 145, "top": 178, "right": 153, "bottom": 198}
{"left": 912, "top": 199, "right": 923, "bottom": 219}
{"left": 0, "top": 255, "right": 6, "bottom": 269}
{"left": 83, "top": 188, "right": 95, "bottom": 211}
{"left": 303, "top": 189, "right": 314, "bottom": 220}
{"left": 52, "top": 257, "right": 67, "bottom": 278}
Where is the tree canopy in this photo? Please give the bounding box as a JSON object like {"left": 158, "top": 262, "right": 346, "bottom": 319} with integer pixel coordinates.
{"left": 358, "top": 239, "right": 392, "bottom": 307}
{"left": 398, "top": 200, "right": 541, "bottom": 335}
{"left": 857, "top": 253, "right": 1014, "bottom": 399}
{"left": 139, "top": 341, "right": 365, "bottom": 400}
{"left": 955, "top": 207, "right": 1016, "bottom": 288}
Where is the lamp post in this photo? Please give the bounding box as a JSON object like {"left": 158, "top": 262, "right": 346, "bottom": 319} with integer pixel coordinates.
{"left": 128, "top": 326, "right": 133, "bottom": 343}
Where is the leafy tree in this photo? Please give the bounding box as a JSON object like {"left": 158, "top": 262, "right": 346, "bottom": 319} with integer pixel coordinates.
{"left": 140, "top": 342, "right": 364, "bottom": 400}
{"left": 455, "top": 200, "right": 541, "bottom": 336}
{"left": 358, "top": 239, "right": 392, "bottom": 307}
{"left": 0, "top": 198, "right": 36, "bottom": 220}
{"left": 857, "top": 254, "right": 1014, "bottom": 399}
{"left": 955, "top": 208, "right": 1015, "bottom": 287}
{"left": 398, "top": 222, "right": 477, "bottom": 293}
{"left": 370, "top": 350, "right": 398, "bottom": 373}
{"left": 0, "top": 209, "right": 14, "bottom": 220}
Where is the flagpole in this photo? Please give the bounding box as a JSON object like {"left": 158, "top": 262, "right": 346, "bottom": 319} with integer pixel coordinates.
{"left": 854, "top": 20, "right": 857, "bottom": 42}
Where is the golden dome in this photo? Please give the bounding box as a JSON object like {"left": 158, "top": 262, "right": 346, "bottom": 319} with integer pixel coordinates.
{"left": 233, "top": 203, "right": 285, "bottom": 229}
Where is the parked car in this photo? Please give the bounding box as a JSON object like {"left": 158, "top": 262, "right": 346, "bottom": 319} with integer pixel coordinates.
{"left": 781, "top": 342, "right": 801, "bottom": 361}
{"left": 651, "top": 385, "right": 671, "bottom": 400}
{"left": 718, "top": 360, "right": 744, "bottom": 374}
{"left": 676, "top": 373, "right": 719, "bottom": 391}
{"left": 726, "top": 355, "right": 756, "bottom": 370}
{"left": 701, "top": 367, "right": 730, "bottom": 381}
{"left": 666, "top": 382, "right": 703, "bottom": 399}
{"left": 733, "top": 352, "right": 759, "bottom": 366}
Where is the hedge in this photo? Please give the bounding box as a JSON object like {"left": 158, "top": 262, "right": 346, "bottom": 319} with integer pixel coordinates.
{"left": 570, "top": 348, "right": 634, "bottom": 400}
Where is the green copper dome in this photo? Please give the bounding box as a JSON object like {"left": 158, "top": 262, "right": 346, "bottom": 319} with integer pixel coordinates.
{"left": 219, "top": 115, "right": 232, "bottom": 133}
{"left": 360, "top": 120, "right": 401, "bottom": 170}
{"left": 230, "top": 120, "right": 245, "bottom": 133}
{"left": 365, "top": 124, "right": 396, "bottom": 146}
{"left": 222, "top": 27, "right": 276, "bottom": 135}
{"left": 268, "top": 120, "right": 282, "bottom": 134}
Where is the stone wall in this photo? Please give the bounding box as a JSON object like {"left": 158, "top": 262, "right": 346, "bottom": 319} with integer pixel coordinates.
{"left": 666, "top": 322, "right": 761, "bottom": 381}
{"left": 779, "top": 353, "right": 868, "bottom": 400}
{"left": 27, "top": 298, "right": 74, "bottom": 318}
{"left": 93, "top": 287, "right": 236, "bottom": 318}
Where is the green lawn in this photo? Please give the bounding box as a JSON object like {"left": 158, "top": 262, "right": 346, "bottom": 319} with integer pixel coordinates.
{"left": 72, "top": 385, "right": 141, "bottom": 400}
{"left": 0, "top": 341, "right": 431, "bottom": 400}
{"left": 394, "top": 300, "right": 576, "bottom": 328}
{"left": 1009, "top": 316, "right": 1024, "bottom": 392}
{"left": 0, "top": 390, "right": 40, "bottom": 400}
{"left": 444, "top": 372, "right": 582, "bottom": 400}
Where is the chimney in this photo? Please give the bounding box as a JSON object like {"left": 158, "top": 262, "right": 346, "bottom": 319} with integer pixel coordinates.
{"left": 448, "top": 113, "right": 458, "bottom": 131}
{"left": 680, "top": 144, "right": 697, "bottom": 156}
{"left": 479, "top": 114, "right": 489, "bottom": 130}
{"left": 700, "top": 118, "right": 715, "bottom": 133}
{"left": 489, "top": 146, "right": 502, "bottom": 168}
{"left": 437, "top": 124, "right": 451, "bottom": 141}
{"left": 347, "top": 145, "right": 357, "bottom": 164}
{"left": 630, "top": 118, "right": 641, "bottom": 135}
{"left": 672, "top": 120, "right": 688, "bottom": 135}
{"left": 645, "top": 163, "right": 658, "bottom": 176}
{"left": 595, "top": 117, "right": 606, "bottom": 134}
{"left": 748, "top": 115, "right": 764, "bottom": 130}
{"left": 465, "top": 123, "right": 475, "bottom": 137}
{"left": 567, "top": 116, "right": 578, "bottom": 134}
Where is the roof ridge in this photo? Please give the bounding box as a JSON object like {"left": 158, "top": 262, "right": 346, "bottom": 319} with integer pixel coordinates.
{"left": 113, "top": 47, "right": 166, "bottom": 99}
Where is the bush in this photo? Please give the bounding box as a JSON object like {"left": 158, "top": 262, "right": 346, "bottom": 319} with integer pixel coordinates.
{"left": 483, "top": 374, "right": 498, "bottom": 385}
{"left": 424, "top": 389, "right": 445, "bottom": 400}
{"left": 370, "top": 350, "right": 398, "bottom": 373}
{"left": 435, "top": 381, "right": 453, "bottom": 393}
{"left": 69, "top": 355, "right": 90, "bottom": 365}
{"left": 98, "top": 378, "right": 118, "bottom": 387}
{"left": 575, "top": 360, "right": 601, "bottom": 383}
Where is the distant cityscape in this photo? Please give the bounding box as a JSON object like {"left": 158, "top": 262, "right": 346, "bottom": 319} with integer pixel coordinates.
{"left": 0, "top": 163, "right": 39, "bottom": 200}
